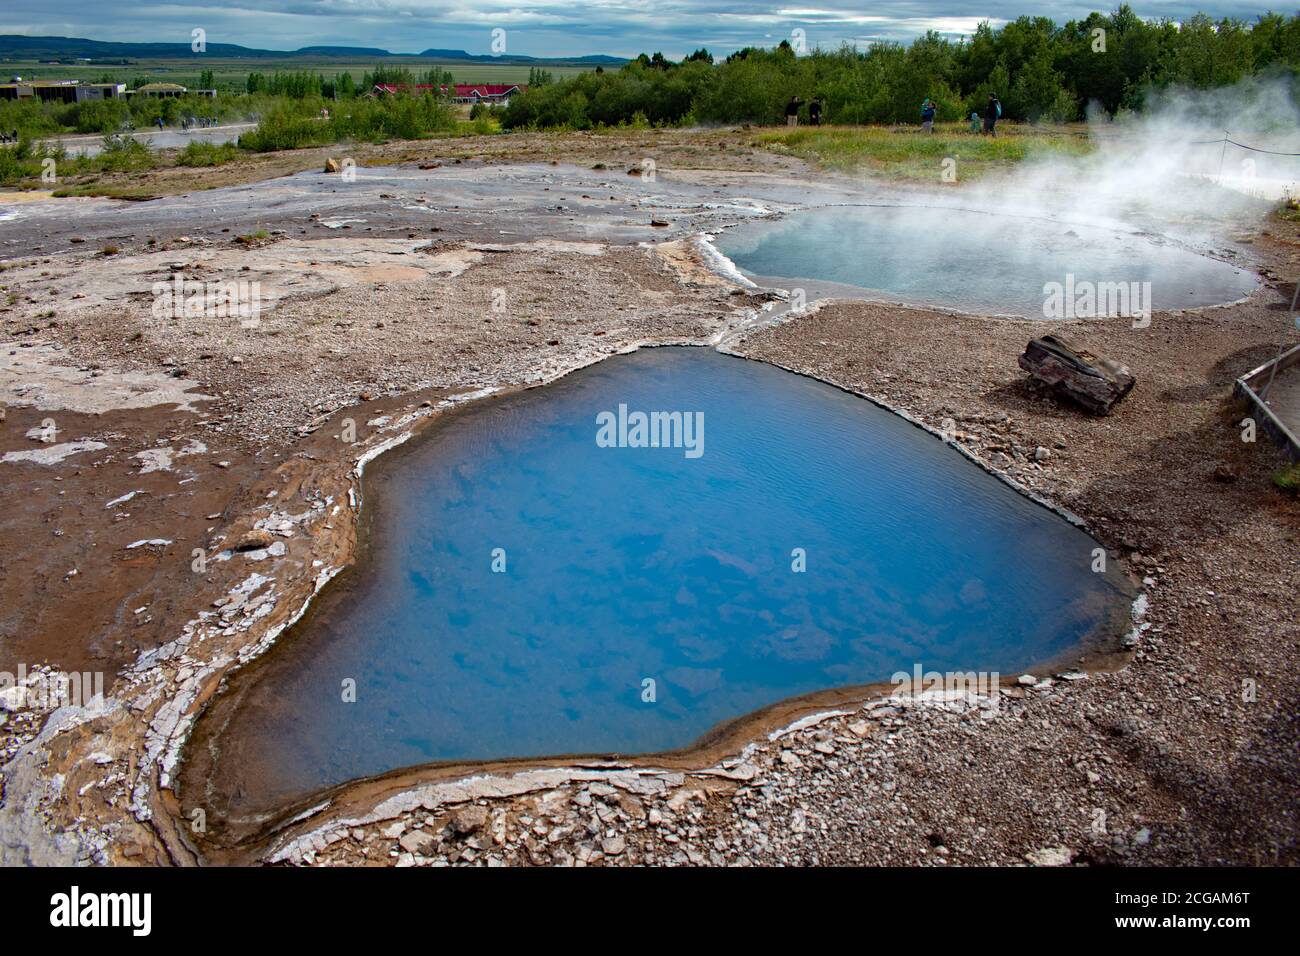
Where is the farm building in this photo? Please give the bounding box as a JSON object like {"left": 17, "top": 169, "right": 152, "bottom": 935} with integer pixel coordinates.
{"left": 370, "top": 83, "right": 525, "bottom": 106}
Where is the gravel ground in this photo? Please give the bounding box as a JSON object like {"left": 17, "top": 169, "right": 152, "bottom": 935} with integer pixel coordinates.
{"left": 1, "top": 135, "right": 1296, "bottom": 866}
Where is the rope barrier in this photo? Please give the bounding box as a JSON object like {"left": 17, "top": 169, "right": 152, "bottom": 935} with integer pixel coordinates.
{"left": 1190, "top": 135, "right": 1300, "bottom": 156}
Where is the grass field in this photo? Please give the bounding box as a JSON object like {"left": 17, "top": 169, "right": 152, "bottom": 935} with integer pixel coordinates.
{"left": 757, "top": 122, "right": 1095, "bottom": 181}
{"left": 0, "top": 58, "right": 593, "bottom": 90}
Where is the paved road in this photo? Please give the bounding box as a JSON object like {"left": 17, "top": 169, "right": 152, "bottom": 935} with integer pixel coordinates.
{"left": 40, "top": 123, "right": 256, "bottom": 158}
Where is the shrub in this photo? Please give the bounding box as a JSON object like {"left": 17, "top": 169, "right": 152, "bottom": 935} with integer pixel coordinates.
{"left": 1273, "top": 462, "right": 1300, "bottom": 494}
{"left": 176, "top": 140, "right": 239, "bottom": 166}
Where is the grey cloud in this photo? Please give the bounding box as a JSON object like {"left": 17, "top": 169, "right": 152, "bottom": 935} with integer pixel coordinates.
{"left": 0, "top": 2, "right": 1279, "bottom": 58}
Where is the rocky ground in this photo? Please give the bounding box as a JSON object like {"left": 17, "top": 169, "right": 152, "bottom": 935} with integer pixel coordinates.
{"left": 0, "top": 130, "right": 1296, "bottom": 866}
{"left": 276, "top": 288, "right": 1300, "bottom": 869}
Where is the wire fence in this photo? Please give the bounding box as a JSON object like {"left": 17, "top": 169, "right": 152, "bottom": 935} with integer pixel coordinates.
{"left": 1190, "top": 134, "right": 1300, "bottom": 156}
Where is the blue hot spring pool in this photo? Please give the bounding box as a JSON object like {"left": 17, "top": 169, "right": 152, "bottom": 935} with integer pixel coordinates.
{"left": 199, "top": 347, "right": 1133, "bottom": 808}
{"left": 715, "top": 205, "right": 1258, "bottom": 317}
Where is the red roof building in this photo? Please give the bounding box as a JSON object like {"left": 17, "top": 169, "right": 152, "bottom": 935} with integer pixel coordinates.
{"left": 370, "top": 83, "right": 524, "bottom": 104}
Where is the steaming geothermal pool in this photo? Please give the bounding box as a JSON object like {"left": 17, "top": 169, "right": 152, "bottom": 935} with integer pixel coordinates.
{"left": 201, "top": 348, "right": 1134, "bottom": 808}
{"left": 716, "top": 205, "right": 1258, "bottom": 317}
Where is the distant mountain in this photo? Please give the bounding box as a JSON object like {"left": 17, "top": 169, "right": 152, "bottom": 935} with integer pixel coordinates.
{"left": 417, "top": 48, "right": 626, "bottom": 65}
{"left": 0, "top": 35, "right": 277, "bottom": 59}
{"left": 0, "top": 35, "right": 627, "bottom": 66}
{"left": 293, "top": 46, "right": 394, "bottom": 58}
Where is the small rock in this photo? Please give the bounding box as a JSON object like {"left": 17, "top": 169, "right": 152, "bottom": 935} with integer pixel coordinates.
{"left": 451, "top": 805, "right": 488, "bottom": 836}
{"left": 399, "top": 830, "right": 436, "bottom": 855}
{"left": 1024, "top": 846, "right": 1074, "bottom": 867}
{"left": 233, "top": 529, "right": 276, "bottom": 553}
{"left": 0, "top": 685, "right": 28, "bottom": 712}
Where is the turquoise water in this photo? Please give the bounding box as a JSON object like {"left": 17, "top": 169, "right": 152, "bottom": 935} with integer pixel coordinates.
{"left": 211, "top": 347, "right": 1131, "bottom": 806}
{"left": 717, "top": 205, "right": 1258, "bottom": 317}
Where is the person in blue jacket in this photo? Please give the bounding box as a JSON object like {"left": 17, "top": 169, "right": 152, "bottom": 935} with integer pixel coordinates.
{"left": 920, "top": 98, "right": 936, "bottom": 133}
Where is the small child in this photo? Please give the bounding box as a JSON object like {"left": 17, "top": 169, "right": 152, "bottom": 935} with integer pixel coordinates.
{"left": 969, "top": 111, "right": 981, "bottom": 133}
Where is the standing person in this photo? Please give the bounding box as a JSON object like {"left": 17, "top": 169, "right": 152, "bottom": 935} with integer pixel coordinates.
{"left": 969, "top": 110, "right": 981, "bottom": 133}
{"left": 920, "top": 97, "right": 936, "bottom": 133}
{"left": 983, "top": 93, "right": 1001, "bottom": 136}
{"left": 785, "top": 95, "right": 802, "bottom": 127}
{"left": 809, "top": 97, "right": 822, "bottom": 126}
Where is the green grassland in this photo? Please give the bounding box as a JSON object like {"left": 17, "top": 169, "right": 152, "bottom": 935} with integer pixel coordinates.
{"left": 0, "top": 58, "right": 590, "bottom": 90}
{"left": 757, "top": 123, "right": 1095, "bottom": 181}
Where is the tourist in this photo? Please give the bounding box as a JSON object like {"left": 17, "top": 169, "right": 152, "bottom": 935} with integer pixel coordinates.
{"left": 969, "top": 111, "right": 981, "bottom": 133}
{"left": 809, "top": 98, "right": 823, "bottom": 126}
{"left": 920, "top": 98, "right": 936, "bottom": 133}
{"left": 785, "top": 95, "right": 802, "bottom": 127}
{"left": 983, "top": 93, "right": 1001, "bottom": 136}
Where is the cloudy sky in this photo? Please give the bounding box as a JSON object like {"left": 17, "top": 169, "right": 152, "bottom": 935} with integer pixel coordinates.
{"left": 0, "top": 2, "right": 1279, "bottom": 58}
